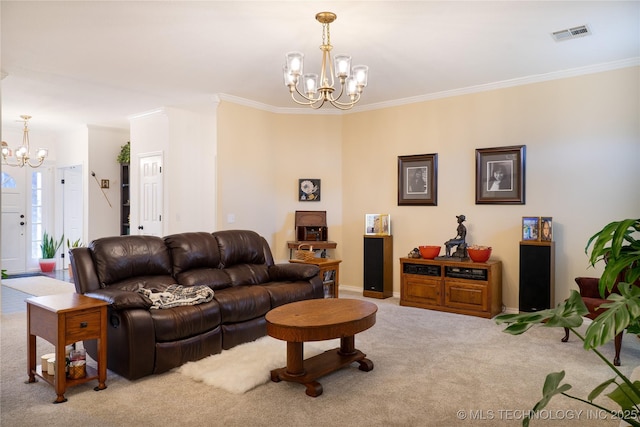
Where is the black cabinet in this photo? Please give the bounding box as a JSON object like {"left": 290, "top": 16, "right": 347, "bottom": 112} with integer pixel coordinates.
{"left": 363, "top": 235, "right": 393, "bottom": 299}
{"left": 519, "top": 241, "right": 555, "bottom": 312}
{"left": 120, "top": 163, "right": 130, "bottom": 235}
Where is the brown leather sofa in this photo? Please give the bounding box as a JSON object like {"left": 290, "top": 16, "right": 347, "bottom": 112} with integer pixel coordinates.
{"left": 69, "top": 230, "right": 323, "bottom": 380}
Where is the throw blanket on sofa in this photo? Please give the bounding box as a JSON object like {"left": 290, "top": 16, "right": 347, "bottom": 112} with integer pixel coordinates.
{"left": 138, "top": 285, "right": 214, "bottom": 309}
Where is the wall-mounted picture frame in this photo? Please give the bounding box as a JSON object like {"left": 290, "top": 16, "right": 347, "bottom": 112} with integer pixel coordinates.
{"left": 475, "top": 145, "right": 525, "bottom": 204}
{"left": 540, "top": 216, "right": 553, "bottom": 241}
{"left": 299, "top": 179, "right": 320, "bottom": 201}
{"left": 522, "top": 216, "right": 539, "bottom": 241}
{"left": 397, "top": 153, "right": 438, "bottom": 206}
{"left": 365, "top": 214, "right": 391, "bottom": 236}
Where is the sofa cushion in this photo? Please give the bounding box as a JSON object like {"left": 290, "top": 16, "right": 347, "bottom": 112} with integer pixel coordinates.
{"left": 150, "top": 300, "right": 222, "bottom": 342}
{"left": 224, "top": 264, "right": 270, "bottom": 286}
{"left": 90, "top": 236, "right": 172, "bottom": 287}
{"left": 174, "top": 269, "right": 232, "bottom": 290}
{"left": 164, "top": 232, "right": 222, "bottom": 274}
{"left": 213, "top": 285, "right": 271, "bottom": 324}
{"left": 214, "top": 230, "right": 266, "bottom": 268}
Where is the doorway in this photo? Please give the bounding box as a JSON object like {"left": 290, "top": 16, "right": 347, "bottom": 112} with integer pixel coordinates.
{"left": 1, "top": 166, "right": 55, "bottom": 274}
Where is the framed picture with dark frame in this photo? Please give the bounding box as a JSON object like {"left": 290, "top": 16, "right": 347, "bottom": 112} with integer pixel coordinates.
{"left": 540, "top": 216, "right": 553, "bottom": 241}
{"left": 475, "top": 145, "right": 525, "bottom": 204}
{"left": 398, "top": 153, "right": 438, "bottom": 206}
{"left": 298, "top": 179, "right": 320, "bottom": 201}
{"left": 522, "top": 216, "right": 539, "bottom": 241}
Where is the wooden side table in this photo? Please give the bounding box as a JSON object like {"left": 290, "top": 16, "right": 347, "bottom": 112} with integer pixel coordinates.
{"left": 290, "top": 258, "right": 342, "bottom": 298}
{"left": 26, "top": 293, "right": 109, "bottom": 403}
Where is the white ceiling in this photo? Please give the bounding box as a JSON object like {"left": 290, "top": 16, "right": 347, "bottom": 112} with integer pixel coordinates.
{"left": 1, "top": 1, "right": 639, "bottom": 134}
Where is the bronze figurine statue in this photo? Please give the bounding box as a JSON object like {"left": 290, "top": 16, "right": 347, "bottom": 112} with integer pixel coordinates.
{"left": 443, "top": 214, "right": 468, "bottom": 259}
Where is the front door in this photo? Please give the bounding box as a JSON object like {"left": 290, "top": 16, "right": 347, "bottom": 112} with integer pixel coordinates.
{"left": 1, "top": 169, "right": 28, "bottom": 273}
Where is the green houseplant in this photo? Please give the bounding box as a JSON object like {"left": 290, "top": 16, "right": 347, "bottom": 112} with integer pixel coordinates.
{"left": 66, "top": 238, "right": 83, "bottom": 279}
{"left": 117, "top": 141, "right": 130, "bottom": 164}
{"left": 496, "top": 218, "right": 640, "bottom": 426}
{"left": 39, "top": 231, "right": 64, "bottom": 272}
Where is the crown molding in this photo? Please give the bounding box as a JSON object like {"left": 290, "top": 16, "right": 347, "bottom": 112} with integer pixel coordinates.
{"left": 219, "top": 58, "right": 640, "bottom": 115}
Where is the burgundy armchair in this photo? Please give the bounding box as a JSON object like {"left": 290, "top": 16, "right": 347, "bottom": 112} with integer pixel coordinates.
{"left": 562, "top": 277, "right": 623, "bottom": 366}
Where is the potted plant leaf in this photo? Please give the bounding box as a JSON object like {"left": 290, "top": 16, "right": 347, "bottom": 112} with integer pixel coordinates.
{"left": 39, "top": 231, "right": 64, "bottom": 273}
{"left": 66, "top": 238, "right": 83, "bottom": 279}
{"left": 495, "top": 218, "right": 640, "bottom": 426}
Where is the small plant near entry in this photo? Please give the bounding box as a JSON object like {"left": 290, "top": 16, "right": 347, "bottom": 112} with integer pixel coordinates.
{"left": 67, "top": 238, "right": 83, "bottom": 248}
{"left": 117, "top": 141, "right": 130, "bottom": 164}
{"left": 1, "top": 269, "right": 8, "bottom": 279}
{"left": 41, "top": 231, "right": 64, "bottom": 259}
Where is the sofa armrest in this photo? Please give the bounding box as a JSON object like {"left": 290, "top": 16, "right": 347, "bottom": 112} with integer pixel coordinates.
{"left": 575, "top": 277, "right": 603, "bottom": 299}
{"left": 269, "top": 263, "right": 320, "bottom": 281}
{"left": 85, "top": 288, "right": 153, "bottom": 310}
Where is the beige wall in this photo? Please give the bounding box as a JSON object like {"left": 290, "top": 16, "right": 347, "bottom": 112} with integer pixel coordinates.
{"left": 217, "top": 102, "right": 343, "bottom": 262}
{"left": 217, "top": 66, "right": 639, "bottom": 311}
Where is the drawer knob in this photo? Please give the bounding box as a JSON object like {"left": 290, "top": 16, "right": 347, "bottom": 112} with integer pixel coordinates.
{"left": 80, "top": 322, "right": 88, "bottom": 328}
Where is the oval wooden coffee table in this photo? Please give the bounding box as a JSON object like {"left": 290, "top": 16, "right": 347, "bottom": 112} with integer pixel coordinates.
{"left": 266, "top": 298, "right": 377, "bottom": 397}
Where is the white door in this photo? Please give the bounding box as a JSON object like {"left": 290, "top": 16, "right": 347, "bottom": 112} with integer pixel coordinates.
{"left": 1, "top": 168, "right": 28, "bottom": 273}
{"left": 139, "top": 153, "right": 163, "bottom": 236}
{"left": 61, "top": 165, "right": 83, "bottom": 268}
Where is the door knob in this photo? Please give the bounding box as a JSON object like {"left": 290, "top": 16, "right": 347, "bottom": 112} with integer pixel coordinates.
{"left": 20, "top": 214, "right": 25, "bottom": 218}
{"left": 138, "top": 225, "right": 144, "bottom": 230}
{"left": 20, "top": 222, "right": 25, "bottom": 226}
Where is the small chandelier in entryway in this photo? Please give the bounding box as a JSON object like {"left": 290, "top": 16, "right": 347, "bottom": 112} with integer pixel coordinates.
{"left": 283, "top": 12, "right": 369, "bottom": 110}
{"left": 1, "top": 115, "right": 48, "bottom": 168}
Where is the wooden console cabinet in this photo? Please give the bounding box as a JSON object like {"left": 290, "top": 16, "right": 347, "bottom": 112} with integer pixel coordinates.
{"left": 400, "top": 257, "right": 503, "bottom": 319}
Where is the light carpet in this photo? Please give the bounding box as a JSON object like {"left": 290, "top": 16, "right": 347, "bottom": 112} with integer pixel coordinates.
{"left": 1, "top": 276, "right": 75, "bottom": 296}
{"left": 177, "top": 336, "right": 340, "bottom": 394}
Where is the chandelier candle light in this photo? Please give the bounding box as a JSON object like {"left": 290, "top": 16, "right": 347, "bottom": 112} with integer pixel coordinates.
{"left": 1, "top": 115, "right": 48, "bottom": 168}
{"left": 283, "top": 12, "right": 368, "bottom": 110}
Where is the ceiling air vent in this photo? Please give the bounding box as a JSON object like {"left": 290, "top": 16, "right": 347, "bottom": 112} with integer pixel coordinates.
{"left": 551, "top": 25, "right": 591, "bottom": 42}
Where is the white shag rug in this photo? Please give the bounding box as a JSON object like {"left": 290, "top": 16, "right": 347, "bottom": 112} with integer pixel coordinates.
{"left": 177, "top": 336, "right": 339, "bottom": 394}
{"left": 1, "top": 276, "right": 75, "bottom": 296}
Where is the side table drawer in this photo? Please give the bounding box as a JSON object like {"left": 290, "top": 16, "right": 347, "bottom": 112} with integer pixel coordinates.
{"left": 66, "top": 309, "right": 102, "bottom": 341}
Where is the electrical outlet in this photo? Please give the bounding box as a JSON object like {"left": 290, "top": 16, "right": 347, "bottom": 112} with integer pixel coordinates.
{"left": 101, "top": 179, "right": 109, "bottom": 189}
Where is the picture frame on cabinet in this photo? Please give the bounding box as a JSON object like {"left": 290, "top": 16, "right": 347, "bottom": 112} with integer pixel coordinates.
{"left": 522, "top": 216, "right": 540, "bottom": 241}
{"left": 298, "top": 179, "right": 321, "bottom": 201}
{"left": 475, "top": 145, "right": 525, "bottom": 204}
{"left": 365, "top": 214, "right": 391, "bottom": 236}
{"left": 397, "top": 153, "right": 438, "bottom": 206}
{"left": 540, "top": 217, "right": 553, "bottom": 241}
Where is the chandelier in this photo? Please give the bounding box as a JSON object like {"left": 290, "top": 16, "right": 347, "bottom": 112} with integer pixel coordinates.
{"left": 283, "top": 12, "right": 368, "bottom": 110}
{"left": 1, "top": 115, "right": 48, "bottom": 168}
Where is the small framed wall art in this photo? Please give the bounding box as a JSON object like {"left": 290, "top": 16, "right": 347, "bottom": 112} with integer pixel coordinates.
{"left": 540, "top": 217, "right": 553, "bottom": 241}
{"left": 475, "top": 145, "right": 526, "bottom": 204}
{"left": 522, "top": 216, "right": 539, "bottom": 241}
{"left": 365, "top": 214, "right": 391, "bottom": 236}
{"left": 397, "top": 153, "right": 438, "bottom": 206}
{"left": 299, "top": 179, "right": 320, "bottom": 201}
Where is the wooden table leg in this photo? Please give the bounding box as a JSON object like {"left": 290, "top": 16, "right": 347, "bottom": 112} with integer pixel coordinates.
{"left": 339, "top": 335, "right": 356, "bottom": 355}
{"left": 285, "top": 341, "right": 305, "bottom": 376}
{"left": 27, "top": 333, "right": 36, "bottom": 383}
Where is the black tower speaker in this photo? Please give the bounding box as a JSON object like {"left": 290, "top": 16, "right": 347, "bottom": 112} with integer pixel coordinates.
{"left": 363, "top": 235, "right": 392, "bottom": 298}
{"left": 519, "top": 242, "right": 555, "bottom": 312}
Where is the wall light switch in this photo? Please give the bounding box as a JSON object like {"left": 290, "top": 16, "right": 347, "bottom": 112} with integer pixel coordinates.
{"left": 101, "top": 179, "right": 110, "bottom": 189}
{"left": 227, "top": 213, "right": 235, "bottom": 224}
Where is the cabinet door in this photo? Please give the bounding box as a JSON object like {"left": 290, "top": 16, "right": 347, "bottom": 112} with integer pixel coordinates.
{"left": 445, "top": 280, "right": 488, "bottom": 312}
{"left": 402, "top": 275, "right": 442, "bottom": 306}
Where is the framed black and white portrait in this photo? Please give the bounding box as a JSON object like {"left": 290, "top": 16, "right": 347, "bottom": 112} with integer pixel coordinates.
{"left": 475, "top": 145, "right": 525, "bottom": 204}
{"left": 398, "top": 153, "right": 438, "bottom": 206}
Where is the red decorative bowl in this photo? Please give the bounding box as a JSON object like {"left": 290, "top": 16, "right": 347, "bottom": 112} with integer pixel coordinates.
{"left": 418, "top": 245, "right": 441, "bottom": 259}
{"left": 467, "top": 246, "right": 492, "bottom": 263}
